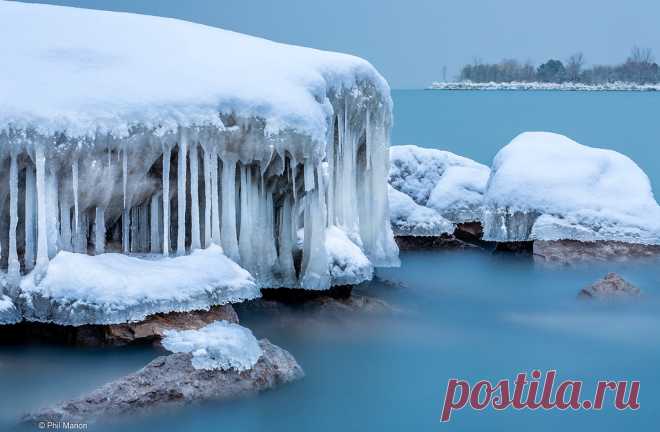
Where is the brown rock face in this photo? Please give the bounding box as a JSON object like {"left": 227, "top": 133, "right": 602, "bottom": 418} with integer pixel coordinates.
{"left": 394, "top": 234, "right": 478, "bottom": 250}
{"left": 24, "top": 339, "right": 303, "bottom": 425}
{"left": 579, "top": 273, "right": 641, "bottom": 299}
{"left": 534, "top": 240, "right": 660, "bottom": 266}
{"left": 104, "top": 304, "right": 239, "bottom": 346}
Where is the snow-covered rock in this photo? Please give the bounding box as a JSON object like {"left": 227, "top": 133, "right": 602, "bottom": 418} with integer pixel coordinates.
{"left": 0, "top": 1, "right": 398, "bottom": 308}
{"left": 162, "top": 321, "right": 262, "bottom": 371}
{"left": 19, "top": 245, "right": 259, "bottom": 326}
{"left": 0, "top": 295, "right": 20, "bottom": 324}
{"left": 388, "top": 186, "right": 454, "bottom": 236}
{"left": 389, "top": 145, "right": 490, "bottom": 223}
{"left": 483, "top": 132, "right": 660, "bottom": 244}
{"left": 25, "top": 339, "right": 303, "bottom": 424}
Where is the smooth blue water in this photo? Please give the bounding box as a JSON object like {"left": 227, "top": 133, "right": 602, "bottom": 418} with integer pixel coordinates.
{"left": 3, "top": 91, "right": 660, "bottom": 431}
{"left": 391, "top": 90, "right": 660, "bottom": 193}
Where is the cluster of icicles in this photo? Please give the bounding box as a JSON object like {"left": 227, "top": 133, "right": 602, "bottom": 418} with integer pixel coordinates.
{"left": 0, "top": 94, "right": 397, "bottom": 295}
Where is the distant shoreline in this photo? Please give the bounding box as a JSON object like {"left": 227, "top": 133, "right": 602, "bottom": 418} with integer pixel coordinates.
{"left": 428, "top": 81, "right": 660, "bottom": 91}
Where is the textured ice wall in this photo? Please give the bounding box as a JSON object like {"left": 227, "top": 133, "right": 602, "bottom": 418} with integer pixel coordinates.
{"left": 0, "top": 1, "right": 398, "bottom": 301}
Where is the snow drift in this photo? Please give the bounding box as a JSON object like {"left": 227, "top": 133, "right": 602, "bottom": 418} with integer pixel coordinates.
{"left": 483, "top": 132, "right": 660, "bottom": 244}
{"left": 388, "top": 186, "right": 454, "bottom": 236}
{"left": 0, "top": 0, "right": 398, "bottom": 319}
{"left": 389, "top": 145, "right": 490, "bottom": 224}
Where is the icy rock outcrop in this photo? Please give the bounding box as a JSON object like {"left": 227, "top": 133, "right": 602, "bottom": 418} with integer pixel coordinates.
{"left": 389, "top": 145, "right": 490, "bottom": 223}
{"left": 388, "top": 186, "right": 454, "bottom": 236}
{"left": 19, "top": 246, "right": 258, "bottom": 326}
{"left": 0, "top": 1, "right": 398, "bottom": 314}
{"left": 483, "top": 132, "right": 660, "bottom": 244}
{"left": 25, "top": 339, "right": 303, "bottom": 424}
{"left": 0, "top": 294, "right": 20, "bottom": 324}
{"left": 534, "top": 240, "right": 660, "bottom": 266}
{"left": 162, "top": 321, "right": 262, "bottom": 371}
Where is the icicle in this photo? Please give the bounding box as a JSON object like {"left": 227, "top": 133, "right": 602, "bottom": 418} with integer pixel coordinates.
{"left": 150, "top": 192, "right": 161, "bottom": 253}
{"left": 189, "top": 142, "right": 201, "bottom": 250}
{"left": 122, "top": 147, "right": 129, "bottom": 253}
{"left": 58, "top": 190, "right": 72, "bottom": 251}
{"left": 24, "top": 164, "right": 36, "bottom": 271}
{"left": 7, "top": 154, "right": 19, "bottom": 290}
{"left": 72, "top": 159, "right": 80, "bottom": 252}
{"left": 35, "top": 146, "right": 49, "bottom": 278}
{"left": 45, "top": 170, "right": 59, "bottom": 258}
{"left": 95, "top": 207, "right": 105, "bottom": 255}
{"left": 177, "top": 131, "right": 188, "bottom": 255}
{"left": 365, "top": 110, "right": 372, "bottom": 170}
{"left": 203, "top": 147, "right": 212, "bottom": 248}
{"left": 301, "top": 164, "right": 330, "bottom": 289}
{"left": 277, "top": 195, "right": 295, "bottom": 282}
{"left": 290, "top": 158, "right": 297, "bottom": 200}
{"left": 220, "top": 157, "right": 239, "bottom": 261}
{"left": 162, "top": 146, "right": 171, "bottom": 256}
{"left": 238, "top": 165, "right": 252, "bottom": 270}
{"left": 210, "top": 148, "right": 221, "bottom": 245}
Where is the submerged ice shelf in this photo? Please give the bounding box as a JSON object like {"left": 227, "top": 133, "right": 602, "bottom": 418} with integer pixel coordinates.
{"left": 0, "top": 1, "right": 399, "bottom": 324}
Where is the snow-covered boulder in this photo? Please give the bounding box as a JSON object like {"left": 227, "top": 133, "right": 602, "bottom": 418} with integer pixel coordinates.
{"left": 19, "top": 245, "right": 259, "bottom": 326}
{"left": 0, "top": 1, "right": 398, "bottom": 309}
{"left": 0, "top": 295, "right": 20, "bottom": 324}
{"left": 389, "top": 145, "right": 490, "bottom": 223}
{"left": 388, "top": 186, "right": 454, "bottom": 236}
{"left": 162, "top": 321, "right": 263, "bottom": 371}
{"left": 483, "top": 132, "right": 660, "bottom": 244}
{"left": 325, "top": 226, "right": 374, "bottom": 286}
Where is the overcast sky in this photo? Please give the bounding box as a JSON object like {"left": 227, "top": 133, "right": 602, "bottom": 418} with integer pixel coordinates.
{"left": 19, "top": 0, "right": 660, "bottom": 88}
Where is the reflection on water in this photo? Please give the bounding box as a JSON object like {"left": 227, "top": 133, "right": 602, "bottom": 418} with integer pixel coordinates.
{"left": 3, "top": 249, "right": 659, "bottom": 431}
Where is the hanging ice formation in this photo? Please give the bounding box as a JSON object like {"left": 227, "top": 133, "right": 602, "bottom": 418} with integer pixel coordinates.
{"left": 0, "top": 0, "right": 399, "bottom": 296}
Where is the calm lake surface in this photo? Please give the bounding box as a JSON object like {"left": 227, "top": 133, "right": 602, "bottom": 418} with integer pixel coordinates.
{"left": 3, "top": 91, "right": 660, "bottom": 431}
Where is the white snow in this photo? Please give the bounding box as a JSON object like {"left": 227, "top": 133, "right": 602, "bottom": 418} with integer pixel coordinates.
{"left": 388, "top": 186, "right": 454, "bottom": 236}
{"left": 483, "top": 132, "right": 660, "bottom": 243}
{"left": 19, "top": 245, "right": 259, "bottom": 325}
{"left": 162, "top": 321, "right": 263, "bottom": 371}
{"left": 0, "top": 0, "right": 388, "bottom": 145}
{"left": 430, "top": 81, "right": 660, "bottom": 92}
{"left": 325, "top": 226, "right": 374, "bottom": 286}
{"left": 389, "top": 145, "right": 490, "bottom": 223}
{"left": 0, "top": 294, "right": 20, "bottom": 324}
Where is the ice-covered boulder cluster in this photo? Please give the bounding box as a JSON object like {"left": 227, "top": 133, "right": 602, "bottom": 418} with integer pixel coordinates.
{"left": 389, "top": 133, "right": 660, "bottom": 248}
{"left": 0, "top": 1, "right": 398, "bottom": 325}
{"left": 388, "top": 145, "right": 490, "bottom": 236}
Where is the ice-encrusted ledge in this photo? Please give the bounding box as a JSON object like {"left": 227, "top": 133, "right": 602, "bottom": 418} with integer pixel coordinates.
{"left": 18, "top": 246, "right": 259, "bottom": 326}
{"left": 482, "top": 132, "right": 660, "bottom": 244}
{"left": 0, "top": 1, "right": 399, "bottom": 320}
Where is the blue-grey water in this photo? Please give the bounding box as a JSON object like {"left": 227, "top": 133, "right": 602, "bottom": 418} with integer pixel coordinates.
{"left": 3, "top": 91, "right": 660, "bottom": 431}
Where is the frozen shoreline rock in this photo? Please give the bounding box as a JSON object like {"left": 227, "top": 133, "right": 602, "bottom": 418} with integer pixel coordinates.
{"left": 24, "top": 339, "right": 303, "bottom": 424}
{"left": 0, "top": 1, "right": 398, "bottom": 315}
{"left": 389, "top": 145, "right": 490, "bottom": 224}
{"left": 578, "top": 273, "right": 641, "bottom": 299}
{"left": 483, "top": 132, "right": 660, "bottom": 244}
{"left": 534, "top": 240, "right": 660, "bottom": 266}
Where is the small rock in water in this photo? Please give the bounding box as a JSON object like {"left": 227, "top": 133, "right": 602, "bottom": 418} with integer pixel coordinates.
{"left": 578, "top": 273, "right": 641, "bottom": 299}
{"left": 23, "top": 339, "right": 303, "bottom": 425}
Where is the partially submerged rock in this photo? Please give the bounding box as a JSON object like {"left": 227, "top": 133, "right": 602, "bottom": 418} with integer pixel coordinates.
{"left": 534, "top": 240, "right": 660, "bottom": 266}
{"left": 394, "top": 234, "right": 478, "bottom": 250}
{"left": 24, "top": 339, "right": 303, "bottom": 424}
{"left": 579, "top": 273, "right": 641, "bottom": 299}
